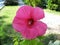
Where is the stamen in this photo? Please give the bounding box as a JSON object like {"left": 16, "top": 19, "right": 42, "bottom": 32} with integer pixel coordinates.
{"left": 28, "top": 19, "right": 34, "bottom": 25}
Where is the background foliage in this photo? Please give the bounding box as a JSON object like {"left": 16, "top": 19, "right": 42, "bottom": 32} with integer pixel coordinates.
{"left": 4, "top": 0, "right": 18, "bottom": 5}
{"left": 22, "top": 0, "right": 47, "bottom": 8}
{"left": 47, "top": 0, "right": 60, "bottom": 11}
{"left": 22, "top": 0, "right": 60, "bottom": 11}
{"left": 4, "top": 0, "right": 60, "bottom": 11}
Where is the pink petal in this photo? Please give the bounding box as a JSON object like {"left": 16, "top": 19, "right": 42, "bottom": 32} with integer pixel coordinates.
{"left": 32, "top": 7, "right": 45, "bottom": 20}
{"left": 16, "top": 5, "right": 33, "bottom": 19}
{"left": 33, "top": 21, "right": 47, "bottom": 36}
{"left": 12, "top": 17, "right": 27, "bottom": 32}
{"left": 21, "top": 27, "right": 38, "bottom": 39}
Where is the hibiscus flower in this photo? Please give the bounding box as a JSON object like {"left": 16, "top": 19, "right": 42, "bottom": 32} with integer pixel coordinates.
{"left": 12, "top": 5, "right": 47, "bottom": 40}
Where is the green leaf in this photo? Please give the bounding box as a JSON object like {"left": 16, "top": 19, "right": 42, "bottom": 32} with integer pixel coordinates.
{"left": 14, "top": 41, "right": 18, "bottom": 45}
{"left": 20, "top": 39, "right": 39, "bottom": 45}
{"left": 37, "top": 36, "right": 45, "bottom": 40}
{"left": 38, "top": 41, "right": 44, "bottom": 45}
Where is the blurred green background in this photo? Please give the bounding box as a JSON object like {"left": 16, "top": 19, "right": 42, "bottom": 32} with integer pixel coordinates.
{"left": 0, "top": 0, "right": 60, "bottom": 45}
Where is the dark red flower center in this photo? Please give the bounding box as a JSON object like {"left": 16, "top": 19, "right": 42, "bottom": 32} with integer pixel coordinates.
{"left": 28, "top": 19, "right": 34, "bottom": 26}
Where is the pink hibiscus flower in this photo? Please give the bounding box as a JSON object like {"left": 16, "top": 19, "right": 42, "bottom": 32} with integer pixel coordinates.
{"left": 12, "top": 5, "right": 47, "bottom": 40}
